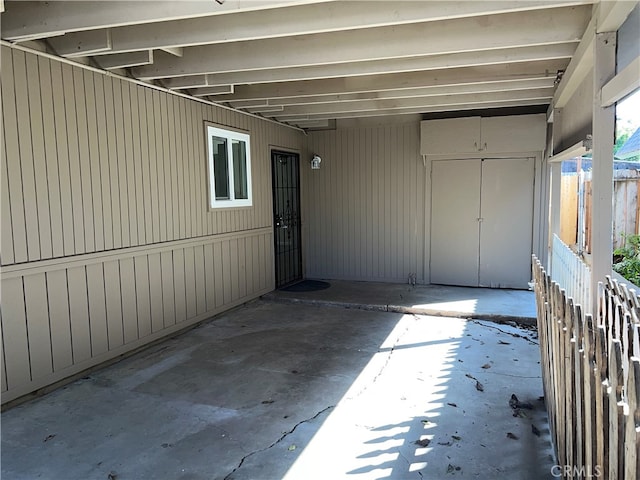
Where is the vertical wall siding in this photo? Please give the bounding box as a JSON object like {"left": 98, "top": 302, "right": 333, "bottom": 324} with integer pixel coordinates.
{"left": 0, "top": 46, "right": 301, "bottom": 266}
{"left": 302, "top": 123, "right": 425, "bottom": 283}
{"left": 0, "top": 46, "right": 301, "bottom": 403}
{"left": 0, "top": 231, "right": 274, "bottom": 402}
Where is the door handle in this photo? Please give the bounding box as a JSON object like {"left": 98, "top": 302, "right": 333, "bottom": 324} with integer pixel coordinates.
{"left": 275, "top": 214, "right": 289, "bottom": 229}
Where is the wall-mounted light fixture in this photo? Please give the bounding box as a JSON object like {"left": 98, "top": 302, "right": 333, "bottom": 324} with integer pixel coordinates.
{"left": 311, "top": 154, "right": 322, "bottom": 169}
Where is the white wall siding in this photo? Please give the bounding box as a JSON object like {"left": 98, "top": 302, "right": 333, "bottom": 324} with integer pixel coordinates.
{"left": 0, "top": 45, "right": 301, "bottom": 403}
{"left": 302, "top": 123, "right": 425, "bottom": 283}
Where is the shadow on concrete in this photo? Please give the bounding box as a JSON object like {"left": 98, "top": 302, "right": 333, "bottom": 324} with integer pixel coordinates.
{"left": 275, "top": 314, "right": 554, "bottom": 480}
{"left": 1, "top": 295, "right": 554, "bottom": 480}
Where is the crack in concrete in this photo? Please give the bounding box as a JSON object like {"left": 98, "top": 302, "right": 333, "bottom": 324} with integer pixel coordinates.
{"left": 471, "top": 320, "right": 539, "bottom": 345}
{"left": 398, "top": 450, "right": 424, "bottom": 479}
{"left": 349, "top": 317, "right": 414, "bottom": 399}
{"left": 223, "top": 405, "right": 334, "bottom": 480}
{"left": 483, "top": 371, "right": 542, "bottom": 379}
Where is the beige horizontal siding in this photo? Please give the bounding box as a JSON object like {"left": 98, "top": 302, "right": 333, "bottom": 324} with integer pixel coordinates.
{"left": 302, "top": 123, "right": 425, "bottom": 283}
{"left": 0, "top": 45, "right": 300, "bottom": 403}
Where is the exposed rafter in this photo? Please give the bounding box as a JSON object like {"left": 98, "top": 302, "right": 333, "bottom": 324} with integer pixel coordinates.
{"left": 597, "top": 0, "right": 639, "bottom": 32}
{"left": 0, "top": 0, "right": 605, "bottom": 127}
{"left": 276, "top": 99, "right": 552, "bottom": 122}
{"left": 263, "top": 88, "right": 553, "bottom": 118}
{"left": 601, "top": 56, "right": 640, "bottom": 107}
{"left": 170, "top": 44, "right": 576, "bottom": 87}
{"left": 191, "top": 85, "right": 234, "bottom": 97}
{"left": 212, "top": 61, "right": 564, "bottom": 102}
{"left": 227, "top": 78, "right": 556, "bottom": 109}
{"left": 47, "top": 1, "right": 591, "bottom": 57}
{"left": 94, "top": 50, "right": 153, "bottom": 70}
{"left": 160, "top": 47, "right": 183, "bottom": 58}
{"left": 553, "top": 14, "right": 596, "bottom": 108}
{"left": 1, "top": 0, "right": 337, "bottom": 41}
{"left": 132, "top": 6, "right": 590, "bottom": 79}
{"left": 553, "top": 0, "right": 638, "bottom": 109}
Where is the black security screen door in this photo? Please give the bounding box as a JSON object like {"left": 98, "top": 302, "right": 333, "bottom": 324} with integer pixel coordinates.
{"left": 272, "top": 151, "right": 302, "bottom": 288}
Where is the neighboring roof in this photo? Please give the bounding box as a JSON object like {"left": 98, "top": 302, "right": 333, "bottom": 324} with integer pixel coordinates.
{"left": 561, "top": 158, "right": 640, "bottom": 173}
{"left": 0, "top": 0, "right": 595, "bottom": 129}
{"left": 617, "top": 127, "right": 640, "bottom": 159}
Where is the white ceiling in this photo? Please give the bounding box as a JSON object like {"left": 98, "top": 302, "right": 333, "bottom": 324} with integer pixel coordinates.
{"left": 1, "top": 0, "right": 598, "bottom": 129}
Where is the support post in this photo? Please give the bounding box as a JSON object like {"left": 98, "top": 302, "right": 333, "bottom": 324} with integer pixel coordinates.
{"left": 590, "top": 31, "right": 616, "bottom": 316}
{"left": 549, "top": 108, "right": 563, "bottom": 275}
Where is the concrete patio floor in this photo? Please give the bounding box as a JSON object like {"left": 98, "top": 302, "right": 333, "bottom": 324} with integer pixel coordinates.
{"left": 2, "top": 282, "right": 554, "bottom": 480}
{"left": 264, "top": 279, "right": 538, "bottom": 324}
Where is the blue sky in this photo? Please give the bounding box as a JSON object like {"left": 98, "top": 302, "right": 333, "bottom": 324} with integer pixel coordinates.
{"left": 617, "top": 89, "right": 640, "bottom": 133}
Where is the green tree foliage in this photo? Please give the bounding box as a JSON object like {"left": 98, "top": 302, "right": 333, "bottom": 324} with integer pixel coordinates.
{"left": 613, "top": 234, "right": 640, "bottom": 287}
{"left": 614, "top": 131, "right": 630, "bottom": 154}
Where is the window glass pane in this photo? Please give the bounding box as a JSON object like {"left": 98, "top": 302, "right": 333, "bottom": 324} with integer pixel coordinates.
{"left": 612, "top": 89, "right": 640, "bottom": 285}
{"left": 213, "top": 136, "right": 229, "bottom": 200}
{"left": 207, "top": 125, "right": 251, "bottom": 208}
{"left": 232, "top": 139, "right": 248, "bottom": 200}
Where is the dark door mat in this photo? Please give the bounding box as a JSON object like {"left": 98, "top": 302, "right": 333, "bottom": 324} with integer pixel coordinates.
{"left": 280, "top": 280, "right": 331, "bottom": 292}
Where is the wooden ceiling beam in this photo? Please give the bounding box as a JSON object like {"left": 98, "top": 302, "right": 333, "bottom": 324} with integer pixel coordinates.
{"left": 212, "top": 61, "right": 566, "bottom": 102}
{"left": 1, "top": 0, "right": 337, "bottom": 41}
{"left": 132, "top": 6, "right": 590, "bottom": 79}
{"left": 264, "top": 88, "right": 555, "bottom": 118}
{"left": 227, "top": 78, "right": 557, "bottom": 108}
{"left": 45, "top": 1, "right": 593, "bottom": 57}
{"left": 165, "top": 44, "right": 576, "bottom": 88}
{"left": 272, "top": 99, "right": 552, "bottom": 121}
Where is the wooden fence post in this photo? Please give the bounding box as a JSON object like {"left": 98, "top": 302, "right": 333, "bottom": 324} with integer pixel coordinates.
{"left": 625, "top": 357, "right": 640, "bottom": 480}
{"left": 554, "top": 283, "right": 567, "bottom": 466}
{"left": 574, "top": 303, "right": 585, "bottom": 472}
{"left": 533, "top": 256, "right": 640, "bottom": 480}
{"left": 584, "top": 314, "right": 597, "bottom": 475}
{"left": 564, "top": 298, "right": 576, "bottom": 471}
{"left": 609, "top": 339, "right": 626, "bottom": 478}
{"left": 595, "top": 325, "right": 610, "bottom": 478}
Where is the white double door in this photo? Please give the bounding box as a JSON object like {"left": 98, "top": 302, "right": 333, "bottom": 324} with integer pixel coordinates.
{"left": 430, "top": 158, "right": 534, "bottom": 289}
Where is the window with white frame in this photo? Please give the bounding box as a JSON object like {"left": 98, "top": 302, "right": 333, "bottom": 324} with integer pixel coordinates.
{"left": 206, "top": 125, "right": 252, "bottom": 208}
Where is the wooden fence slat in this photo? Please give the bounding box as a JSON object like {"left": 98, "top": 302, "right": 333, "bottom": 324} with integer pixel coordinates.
{"left": 533, "top": 256, "right": 640, "bottom": 480}
{"left": 555, "top": 284, "right": 567, "bottom": 467}
{"left": 632, "top": 323, "right": 640, "bottom": 359}
{"left": 573, "top": 302, "right": 584, "bottom": 472}
{"left": 625, "top": 358, "right": 640, "bottom": 480}
{"left": 564, "top": 297, "right": 575, "bottom": 471}
{"left": 609, "top": 339, "right": 626, "bottom": 478}
{"left": 595, "top": 325, "right": 610, "bottom": 479}
{"left": 584, "top": 314, "right": 597, "bottom": 475}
